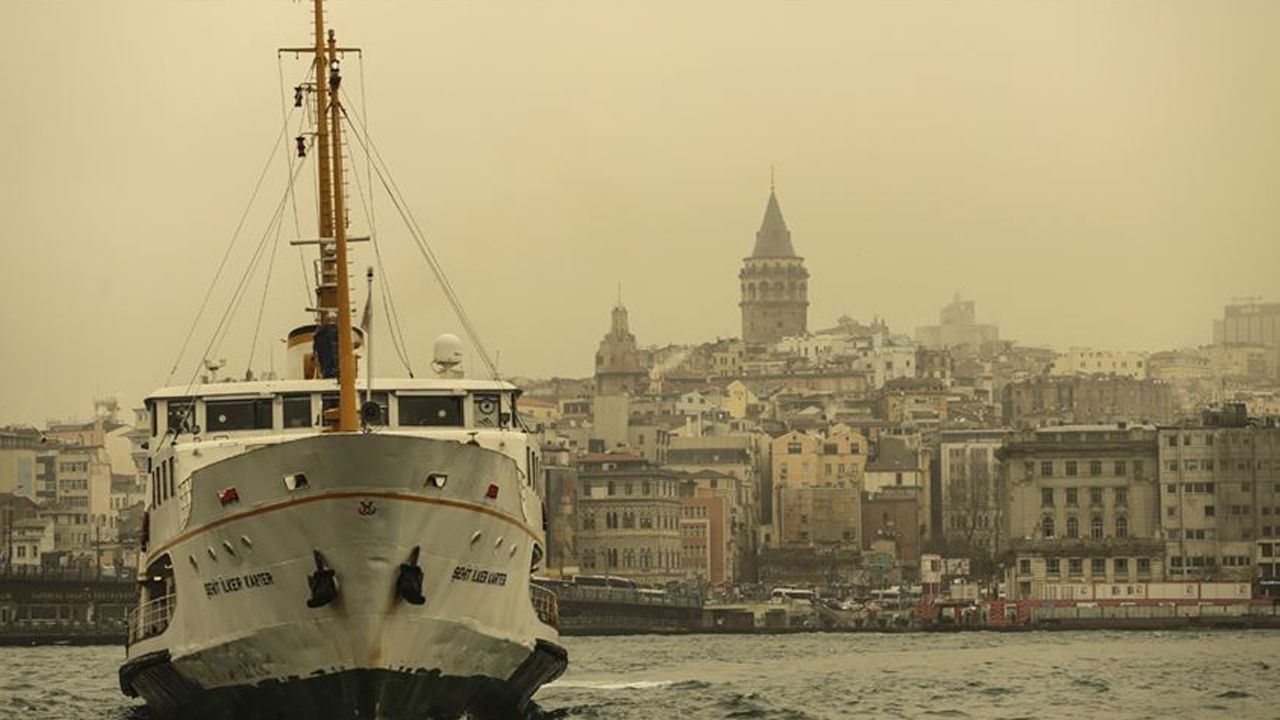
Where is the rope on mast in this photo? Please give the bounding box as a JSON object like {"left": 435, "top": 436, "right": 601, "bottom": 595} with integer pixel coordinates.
{"left": 339, "top": 98, "right": 500, "bottom": 379}
{"left": 163, "top": 105, "right": 299, "bottom": 386}
{"left": 343, "top": 133, "right": 416, "bottom": 377}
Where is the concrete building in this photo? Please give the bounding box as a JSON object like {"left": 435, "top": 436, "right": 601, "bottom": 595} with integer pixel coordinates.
{"left": 939, "top": 429, "right": 1009, "bottom": 560}
{"left": 739, "top": 187, "right": 808, "bottom": 346}
{"left": 1213, "top": 300, "right": 1280, "bottom": 347}
{"left": 1048, "top": 348, "right": 1149, "bottom": 379}
{"left": 1002, "top": 375, "right": 1175, "bottom": 428}
{"left": 1158, "top": 407, "right": 1280, "bottom": 582}
{"left": 574, "top": 454, "right": 685, "bottom": 583}
{"left": 999, "top": 425, "right": 1165, "bottom": 600}
{"left": 594, "top": 302, "right": 648, "bottom": 396}
{"left": 915, "top": 294, "right": 999, "bottom": 350}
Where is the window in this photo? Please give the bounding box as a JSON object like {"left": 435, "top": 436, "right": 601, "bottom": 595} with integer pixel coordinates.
{"left": 1133, "top": 460, "right": 1144, "bottom": 477}
{"left": 398, "top": 396, "right": 463, "bottom": 427}
{"left": 206, "top": 398, "right": 273, "bottom": 432}
{"left": 1066, "top": 488, "right": 1079, "bottom": 506}
{"left": 1068, "top": 558, "right": 1083, "bottom": 575}
{"left": 1115, "top": 488, "right": 1128, "bottom": 506}
{"left": 642, "top": 481, "right": 651, "bottom": 495}
{"left": 1114, "top": 461, "right": 1127, "bottom": 476}
{"left": 1116, "top": 516, "right": 1128, "bottom": 538}
{"left": 1041, "top": 461, "right": 1053, "bottom": 477}
{"left": 166, "top": 400, "right": 195, "bottom": 434}
{"left": 1047, "top": 558, "right": 1060, "bottom": 574}
{"left": 1025, "top": 461, "right": 1035, "bottom": 478}
{"left": 283, "top": 395, "right": 312, "bottom": 428}
{"left": 1205, "top": 506, "right": 1215, "bottom": 517}
{"left": 1167, "top": 435, "right": 1178, "bottom": 447}
{"left": 1042, "top": 488, "right": 1054, "bottom": 507}
{"left": 1066, "top": 461, "right": 1078, "bottom": 477}
{"left": 1042, "top": 516, "right": 1055, "bottom": 538}
{"left": 1137, "top": 557, "right": 1151, "bottom": 574}
{"left": 1019, "top": 559, "right": 1031, "bottom": 574}
{"left": 1114, "top": 557, "right": 1128, "bottom": 574}
{"left": 1090, "top": 461, "right": 1102, "bottom": 477}
{"left": 1091, "top": 516, "right": 1104, "bottom": 539}
{"left": 1091, "top": 558, "right": 1105, "bottom": 575}
{"left": 607, "top": 481, "right": 615, "bottom": 496}
{"left": 1066, "top": 516, "right": 1079, "bottom": 538}
{"left": 1090, "top": 488, "right": 1102, "bottom": 506}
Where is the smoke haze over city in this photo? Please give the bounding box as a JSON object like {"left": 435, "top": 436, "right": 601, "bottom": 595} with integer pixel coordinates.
{"left": 2, "top": 1, "right": 1279, "bottom": 423}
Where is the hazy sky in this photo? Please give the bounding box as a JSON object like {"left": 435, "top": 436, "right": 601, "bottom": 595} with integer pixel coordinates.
{"left": 2, "top": 1, "right": 1278, "bottom": 426}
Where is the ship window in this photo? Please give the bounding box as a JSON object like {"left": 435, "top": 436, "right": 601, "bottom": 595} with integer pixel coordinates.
{"left": 167, "top": 400, "right": 195, "bottom": 435}
{"left": 205, "top": 398, "right": 273, "bottom": 432}
{"left": 283, "top": 395, "right": 313, "bottom": 428}
{"left": 398, "top": 396, "right": 464, "bottom": 427}
{"left": 148, "top": 401, "right": 158, "bottom": 437}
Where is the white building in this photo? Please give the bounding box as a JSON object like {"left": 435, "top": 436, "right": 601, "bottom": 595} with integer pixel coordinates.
{"left": 1049, "top": 348, "right": 1148, "bottom": 379}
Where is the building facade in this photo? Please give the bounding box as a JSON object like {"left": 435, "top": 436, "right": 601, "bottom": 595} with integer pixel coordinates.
{"left": 575, "top": 454, "right": 685, "bottom": 583}
{"left": 1158, "top": 410, "right": 1280, "bottom": 583}
{"left": 1000, "top": 425, "right": 1165, "bottom": 600}
{"left": 940, "top": 429, "right": 1008, "bottom": 559}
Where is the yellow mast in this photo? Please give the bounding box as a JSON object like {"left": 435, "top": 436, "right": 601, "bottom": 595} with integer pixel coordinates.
{"left": 327, "top": 27, "right": 358, "bottom": 432}
{"left": 310, "top": 0, "right": 357, "bottom": 431}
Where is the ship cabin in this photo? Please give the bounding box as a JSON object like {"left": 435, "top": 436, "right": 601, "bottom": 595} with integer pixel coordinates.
{"left": 142, "top": 377, "right": 526, "bottom": 509}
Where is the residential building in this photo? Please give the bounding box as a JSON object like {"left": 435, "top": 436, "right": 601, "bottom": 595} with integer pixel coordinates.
{"left": 939, "top": 429, "right": 1008, "bottom": 560}
{"left": 1158, "top": 407, "right": 1280, "bottom": 582}
{"left": 739, "top": 186, "right": 808, "bottom": 346}
{"left": 770, "top": 426, "right": 868, "bottom": 548}
{"left": 679, "top": 491, "right": 730, "bottom": 585}
{"left": 999, "top": 425, "right": 1165, "bottom": 600}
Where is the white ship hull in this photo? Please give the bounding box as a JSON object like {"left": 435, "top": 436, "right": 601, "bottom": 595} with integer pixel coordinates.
{"left": 121, "top": 432, "right": 566, "bottom": 719}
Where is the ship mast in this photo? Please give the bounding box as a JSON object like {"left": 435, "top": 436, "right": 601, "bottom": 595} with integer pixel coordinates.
{"left": 311, "top": 0, "right": 358, "bottom": 432}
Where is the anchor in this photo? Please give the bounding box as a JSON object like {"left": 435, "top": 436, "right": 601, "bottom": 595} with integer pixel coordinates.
{"left": 306, "top": 550, "right": 339, "bottom": 608}
{"left": 396, "top": 546, "right": 426, "bottom": 605}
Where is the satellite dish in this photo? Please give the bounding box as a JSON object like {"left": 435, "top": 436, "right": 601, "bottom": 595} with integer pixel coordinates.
{"left": 432, "top": 333, "right": 464, "bottom": 375}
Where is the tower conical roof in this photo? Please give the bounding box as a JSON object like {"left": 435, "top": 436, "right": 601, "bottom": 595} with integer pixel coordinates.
{"left": 751, "top": 190, "right": 796, "bottom": 258}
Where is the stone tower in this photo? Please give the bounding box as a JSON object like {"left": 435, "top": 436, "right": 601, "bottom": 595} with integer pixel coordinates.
{"left": 739, "top": 187, "right": 809, "bottom": 345}
{"left": 594, "top": 301, "right": 648, "bottom": 396}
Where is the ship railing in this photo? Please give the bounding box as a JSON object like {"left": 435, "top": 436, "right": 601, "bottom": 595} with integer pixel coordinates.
{"left": 530, "top": 584, "right": 559, "bottom": 628}
{"left": 127, "top": 593, "right": 176, "bottom": 645}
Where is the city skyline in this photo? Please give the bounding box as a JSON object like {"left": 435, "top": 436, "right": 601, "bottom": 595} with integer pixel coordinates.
{"left": 4, "top": 1, "right": 1279, "bottom": 425}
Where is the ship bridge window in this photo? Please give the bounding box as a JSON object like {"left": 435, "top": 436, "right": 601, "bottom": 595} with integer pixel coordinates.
{"left": 205, "top": 398, "right": 273, "bottom": 432}
{"left": 398, "top": 396, "right": 463, "bottom": 427}
{"left": 166, "top": 400, "right": 195, "bottom": 435}
{"left": 283, "top": 394, "right": 313, "bottom": 428}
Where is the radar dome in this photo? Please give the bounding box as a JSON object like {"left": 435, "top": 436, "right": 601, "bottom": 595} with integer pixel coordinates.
{"left": 432, "top": 333, "right": 464, "bottom": 371}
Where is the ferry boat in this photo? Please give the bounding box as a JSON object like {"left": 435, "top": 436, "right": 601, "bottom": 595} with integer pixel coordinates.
{"left": 117, "top": 3, "right": 566, "bottom": 718}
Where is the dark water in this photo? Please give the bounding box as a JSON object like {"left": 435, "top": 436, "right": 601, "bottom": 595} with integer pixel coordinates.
{"left": 5, "top": 631, "right": 1279, "bottom": 719}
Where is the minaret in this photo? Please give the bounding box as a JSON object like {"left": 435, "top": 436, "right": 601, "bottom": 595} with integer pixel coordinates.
{"left": 739, "top": 184, "right": 809, "bottom": 345}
